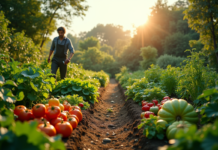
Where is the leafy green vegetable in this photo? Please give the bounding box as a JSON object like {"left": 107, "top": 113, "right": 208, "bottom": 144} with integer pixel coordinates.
{"left": 138, "top": 115, "right": 167, "bottom": 140}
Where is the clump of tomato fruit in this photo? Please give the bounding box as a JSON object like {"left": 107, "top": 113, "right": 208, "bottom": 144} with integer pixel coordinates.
{"left": 14, "top": 97, "right": 84, "bottom": 138}
{"left": 141, "top": 96, "right": 171, "bottom": 119}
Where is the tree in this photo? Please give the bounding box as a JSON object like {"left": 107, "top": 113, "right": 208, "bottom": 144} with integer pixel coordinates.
{"left": 162, "top": 32, "right": 194, "bottom": 56}
{"left": 100, "top": 44, "right": 113, "bottom": 54}
{"left": 80, "top": 24, "right": 131, "bottom": 47}
{"left": 184, "top": 0, "right": 218, "bottom": 64}
{"left": 140, "top": 46, "right": 158, "bottom": 69}
{"left": 79, "top": 36, "right": 100, "bottom": 51}
{"left": 0, "top": 0, "right": 56, "bottom": 45}
{"left": 0, "top": 11, "right": 41, "bottom": 64}
{"left": 67, "top": 33, "right": 80, "bottom": 50}
{"left": 39, "top": 0, "right": 89, "bottom": 49}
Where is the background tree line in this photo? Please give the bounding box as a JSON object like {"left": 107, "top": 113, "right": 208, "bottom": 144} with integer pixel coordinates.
{"left": 1, "top": 0, "right": 218, "bottom": 77}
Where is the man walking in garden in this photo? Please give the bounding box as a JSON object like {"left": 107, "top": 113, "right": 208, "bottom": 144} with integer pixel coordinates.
{"left": 48, "top": 27, "right": 74, "bottom": 79}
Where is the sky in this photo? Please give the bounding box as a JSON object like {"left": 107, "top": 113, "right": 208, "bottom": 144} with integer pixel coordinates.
{"left": 50, "top": 0, "right": 178, "bottom": 39}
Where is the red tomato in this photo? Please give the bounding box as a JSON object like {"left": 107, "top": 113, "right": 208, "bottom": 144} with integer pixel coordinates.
{"left": 50, "top": 117, "right": 63, "bottom": 126}
{"left": 32, "top": 104, "right": 46, "bottom": 118}
{"left": 161, "top": 99, "right": 169, "bottom": 105}
{"left": 163, "top": 96, "right": 170, "bottom": 100}
{"left": 29, "top": 117, "right": 50, "bottom": 125}
{"left": 63, "top": 103, "right": 71, "bottom": 111}
{"left": 78, "top": 103, "right": 84, "bottom": 108}
{"left": 142, "top": 105, "right": 150, "bottom": 111}
{"left": 156, "top": 104, "right": 161, "bottom": 107}
{"left": 38, "top": 123, "right": 56, "bottom": 137}
{"left": 14, "top": 105, "right": 26, "bottom": 116}
{"left": 46, "top": 106, "right": 61, "bottom": 120}
{"left": 152, "top": 100, "right": 158, "bottom": 105}
{"left": 55, "top": 121, "right": 73, "bottom": 138}
{"left": 144, "top": 111, "right": 155, "bottom": 118}
{"left": 67, "top": 117, "right": 78, "bottom": 129}
{"left": 69, "top": 108, "right": 82, "bottom": 122}
{"left": 159, "top": 105, "right": 162, "bottom": 110}
{"left": 142, "top": 101, "right": 148, "bottom": 106}
{"left": 58, "top": 111, "right": 67, "bottom": 121}
{"left": 68, "top": 114, "right": 79, "bottom": 123}
{"left": 70, "top": 105, "right": 81, "bottom": 112}
{"left": 147, "top": 103, "right": 154, "bottom": 107}
{"left": 18, "top": 109, "right": 34, "bottom": 122}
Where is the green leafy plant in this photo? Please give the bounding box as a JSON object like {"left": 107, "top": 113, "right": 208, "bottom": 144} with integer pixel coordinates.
{"left": 52, "top": 78, "right": 98, "bottom": 104}
{"left": 138, "top": 115, "right": 167, "bottom": 140}
{"left": 144, "top": 64, "right": 163, "bottom": 83}
{"left": 196, "top": 87, "right": 218, "bottom": 124}
{"left": 140, "top": 86, "right": 167, "bottom": 102}
{"left": 160, "top": 66, "right": 180, "bottom": 96}
{"left": 59, "top": 94, "right": 90, "bottom": 110}
{"left": 167, "top": 120, "right": 218, "bottom": 150}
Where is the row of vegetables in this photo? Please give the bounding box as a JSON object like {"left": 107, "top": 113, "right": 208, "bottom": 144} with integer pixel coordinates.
{"left": 115, "top": 63, "right": 218, "bottom": 149}
{"left": 14, "top": 98, "right": 83, "bottom": 137}
{"left": 0, "top": 55, "right": 110, "bottom": 149}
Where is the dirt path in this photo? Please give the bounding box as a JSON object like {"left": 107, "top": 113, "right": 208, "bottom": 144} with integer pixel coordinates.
{"left": 65, "top": 79, "right": 168, "bottom": 150}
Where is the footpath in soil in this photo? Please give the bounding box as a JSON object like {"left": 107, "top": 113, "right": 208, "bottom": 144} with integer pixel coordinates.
{"left": 64, "top": 79, "right": 168, "bottom": 150}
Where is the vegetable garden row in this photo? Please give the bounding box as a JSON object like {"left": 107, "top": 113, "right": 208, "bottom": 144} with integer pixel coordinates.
{"left": 115, "top": 50, "right": 218, "bottom": 150}
{"left": 0, "top": 54, "right": 110, "bottom": 149}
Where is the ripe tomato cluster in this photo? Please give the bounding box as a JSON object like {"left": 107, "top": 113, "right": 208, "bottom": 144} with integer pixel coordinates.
{"left": 140, "top": 96, "right": 172, "bottom": 119}
{"left": 13, "top": 98, "right": 84, "bottom": 138}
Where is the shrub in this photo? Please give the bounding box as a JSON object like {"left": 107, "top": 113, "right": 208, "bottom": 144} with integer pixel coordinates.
{"left": 160, "top": 66, "right": 180, "bottom": 96}
{"left": 176, "top": 50, "right": 218, "bottom": 102}
{"left": 144, "top": 64, "right": 163, "bottom": 83}
{"left": 140, "top": 86, "right": 167, "bottom": 102}
{"left": 140, "top": 46, "right": 157, "bottom": 69}
{"left": 157, "top": 54, "right": 186, "bottom": 69}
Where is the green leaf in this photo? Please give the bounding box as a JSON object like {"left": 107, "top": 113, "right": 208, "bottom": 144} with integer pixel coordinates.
{"left": 205, "top": 103, "right": 218, "bottom": 117}
{"left": 27, "top": 93, "right": 37, "bottom": 101}
{"left": 61, "top": 89, "right": 68, "bottom": 95}
{"left": 16, "top": 91, "right": 24, "bottom": 101}
{"left": 30, "top": 82, "right": 38, "bottom": 92}
{"left": 156, "top": 133, "right": 164, "bottom": 140}
{"left": 42, "top": 92, "right": 48, "bottom": 98}
{"left": 21, "top": 68, "right": 39, "bottom": 79}
{"left": 0, "top": 75, "right": 5, "bottom": 84}
{"left": 72, "top": 85, "right": 82, "bottom": 91}
{"left": 1, "top": 88, "right": 16, "bottom": 103}
{"left": 82, "top": 89, "right": 90, "bottom": 95}
{"left": 4, "top": 80, "right": 17, "bottom": 87}
{"left": 201, "top": 133, "right": 218, "bottom": 150}
{"left": 197, "top": 88, "right": 218, "bottom": 99}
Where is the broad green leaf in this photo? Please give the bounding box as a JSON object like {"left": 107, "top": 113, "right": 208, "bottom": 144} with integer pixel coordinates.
{"left": 30, "top": 82, "right": 38, "bottom": 92}
{"left": 16, "top": 91, "right": 24, "bottom": 101}
{"left": 201, "top": 133, "right": 218, "bottom": 150}
{"left": 205, "top": 103, "right": 218, "bottom": 117}
{"left": 197, "top": 88, "right": 218, "bottom": 99}
{"left": 82, "top": 89, "right": 89, "bottom": 95}
{"left": 61, "top": 89, "right": 68, "bottom": 95}
{"left": 42, "top": 92, "right": 48, "bottom": 98}
{"left": 21, "top": 68, "right": 39, "bottom": 79}
{"left": 67, "top": 88, "right": 72, "bottom": 93}
{"left": 0, "top": 75, "right": 5, "bottom": 84}
{"left": 1, "top": 88, "right": 16, "bottom": 103}
{"left": 27, "top": 93, "right": 37, "bottom": 101}
{"left": 4, "top": 80, "right": 17, "bottom": 87}
{"left": 72, "top": 85, "right": 82, "bottom": 91}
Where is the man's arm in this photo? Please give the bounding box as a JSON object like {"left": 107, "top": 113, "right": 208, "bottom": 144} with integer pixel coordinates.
{"left": 65, "top": 39, "right": 75, "bottom": 64}
{"left": 48, "top": 38, "right": 55, "bottom": 63}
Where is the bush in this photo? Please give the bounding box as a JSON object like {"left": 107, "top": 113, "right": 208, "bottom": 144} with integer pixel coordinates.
{"left": 176, "top": 50, "right": 218, "bottom": 102}
{"left": 140, "top": 46, "right": 157, "bottom": 69}
{"left": 140, "top": 86, "right": 167, "bottom": 102}
{"left": 157, "top": 54, "right": 186, "bottom": 69}
{"left": 160, "top": 66, "right": 180, "bottom": 96}
{"left": 52, "top": 78, "right": 99, "bottom": 104}
{"left": 144, "top": 64, "right": 163, "bottom": 83}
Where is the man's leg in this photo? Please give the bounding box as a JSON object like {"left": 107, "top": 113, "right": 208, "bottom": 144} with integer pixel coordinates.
{"left": 51, "top": 59, "right": 59, "bottom": 79}
{"left": 60, "top": 62, "right": 67, "bottom": 79}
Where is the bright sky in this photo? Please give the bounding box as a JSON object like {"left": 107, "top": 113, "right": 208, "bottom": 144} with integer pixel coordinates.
{"left": 50, "top": 0, "right": 178, "bottom": 39}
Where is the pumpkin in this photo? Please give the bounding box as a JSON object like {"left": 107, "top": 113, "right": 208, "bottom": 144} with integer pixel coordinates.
{"left": 166, "top": 121, "right": 192, "bottom": 139}
{"left": 157, "top": 99, "right": 198, "bottom": 123}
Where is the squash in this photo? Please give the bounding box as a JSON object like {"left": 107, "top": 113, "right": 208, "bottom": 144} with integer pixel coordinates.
{"left": 166, "top": 121, "right": 192, "bottom": 139}
{"left": 157, "top": 99, "right": 198, "bottom": 123}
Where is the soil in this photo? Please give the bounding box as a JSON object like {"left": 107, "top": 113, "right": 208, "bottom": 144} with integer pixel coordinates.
{"left": 63, "top": 79, "right": 169, "bottom": 150}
